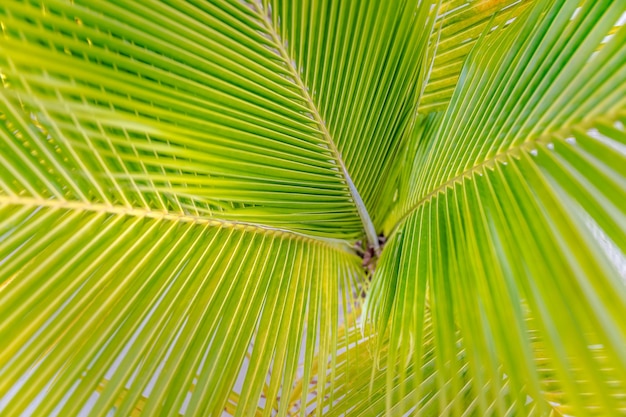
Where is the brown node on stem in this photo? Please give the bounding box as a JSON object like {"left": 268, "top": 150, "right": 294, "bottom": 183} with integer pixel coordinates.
{"left": 354, "top": 234, "right": 387, "bottom": 276}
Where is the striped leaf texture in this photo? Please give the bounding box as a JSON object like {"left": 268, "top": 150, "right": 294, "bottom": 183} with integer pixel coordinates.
{"left": 1, "top": 0, "right": 625, "bottom": 416}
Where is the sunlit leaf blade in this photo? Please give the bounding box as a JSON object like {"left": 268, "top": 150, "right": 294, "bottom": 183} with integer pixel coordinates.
{"left": 0, "top": 0, "right": 370, "bottom": 238}
{"left": 0, "top": 1, "right": 375, "bottom": 413}
{"left": 2, "top": 0, "right": 626, "bottom": 415}
{"left": 0, "top": 200, "right": 363, "bottom": 416}
{"left": 261, "top": 0, "right": 439, "bottom": 227}
{"left": 309, "top": 309, "right": 553, "bottom": 417}
{"left": 370, "top": 1, "right": 626, "bottom": 415}
{"left": 418, "top": 0, "right": 536, "bottom": 114}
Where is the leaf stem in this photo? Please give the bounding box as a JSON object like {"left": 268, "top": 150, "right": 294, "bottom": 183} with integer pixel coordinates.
{"left": 252, "top": 1, "right": 380, "bottom": 253}
{"left": 0, "top": 195, "right": 352, "bottom": 248}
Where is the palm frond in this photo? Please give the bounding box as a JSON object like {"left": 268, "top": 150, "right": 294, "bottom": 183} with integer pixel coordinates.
{"left": 259, "top": 0, "right": 440, "bottom": 227}
{"left": 0, "top": 1, "right": 381, "bottom": 414}
{"left": 2, "top": 0, "right": 626, "bottom": 415}
{"left": 0, "top": 199, "right": 363, "bottom": 415}
{"left": 0, "top": 0, "right": 370, "bottom": 239}
{"left": 307, "top": 309, "right": 557, "bottom": 417}
{"left": 419, "top": 0, "right": 536, "bottom": 114}
{"left": 369, "top": 1, "right": 626, "bottom": 415}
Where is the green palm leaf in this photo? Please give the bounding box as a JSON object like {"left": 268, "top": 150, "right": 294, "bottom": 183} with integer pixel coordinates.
{"left": 418, "top": 0, "right": 535, "bottom": 114}
{"left": 1, "top": 0, "right": 625, "bottom": 416}
{"left": 0, "top": 201, "right": 367, "bottom": 416}
{"left": 370, "top": 1, "right": 626, "bottom": 415}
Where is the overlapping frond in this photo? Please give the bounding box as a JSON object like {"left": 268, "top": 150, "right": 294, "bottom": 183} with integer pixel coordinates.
{"left": 399, "top": 1, "right": 626, "bottom": 218}
{"left": 0, "top": 0, "right": 372, "bottom": 238}
{"left": 2, "top": 0, "right": 626, "bottom": 415}
{"left": 370, "top": 1, "right": 626, "bottom": 415}
{"left": 418, "top": 0, "right": 536, "bottom": 114}
{"left": 0, "top": 199, "right": 363, "bottom": 415}
{"left": 259, "top": 0, "right": 440, "bottom": 226}
{"left": 0, "top": 0, "right": 378, "bottom": 415}
{"left": 307, "top": 309, "right": 557, "bottom": 417}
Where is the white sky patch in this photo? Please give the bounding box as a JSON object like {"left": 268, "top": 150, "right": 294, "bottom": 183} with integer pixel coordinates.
{"left": 582, "top": 211, "right": 626, "bottom": 282}
{"left": 602, "top": 34, "right": 614, "bottom": 44}
{"left": 588, "top": 128, "right": 626, "bottom": 156}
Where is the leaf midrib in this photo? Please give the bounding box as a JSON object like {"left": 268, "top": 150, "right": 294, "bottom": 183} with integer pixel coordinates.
{"left": 251, "top": 1, "right": 380, "bottom": 253}
{"left": 389, "top": 116, "right": 612, "bottom": 236}
{"left": 0, "top": 195, "right": 351, "bottom": 248}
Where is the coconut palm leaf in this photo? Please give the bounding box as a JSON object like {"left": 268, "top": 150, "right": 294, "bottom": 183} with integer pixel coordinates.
{"left": 418, "top": 0, "right": 536, "bottom": 114}
{"left": 0, "top": 197, "right": 366, "bottom": 416}
{"left": 0, "top": 0, "right": 378, "bottom": 414}
{"left": 369, "top": 1, "right": 626, "bottom": 415}
{"left": 0, "top": 0, "right": 436, "bottom": 414}
{"left": 319, "top": 314, "right": 581, "bottom": 416}
{"left": 1, "top": 0, "right": 625, "bottom": 416}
